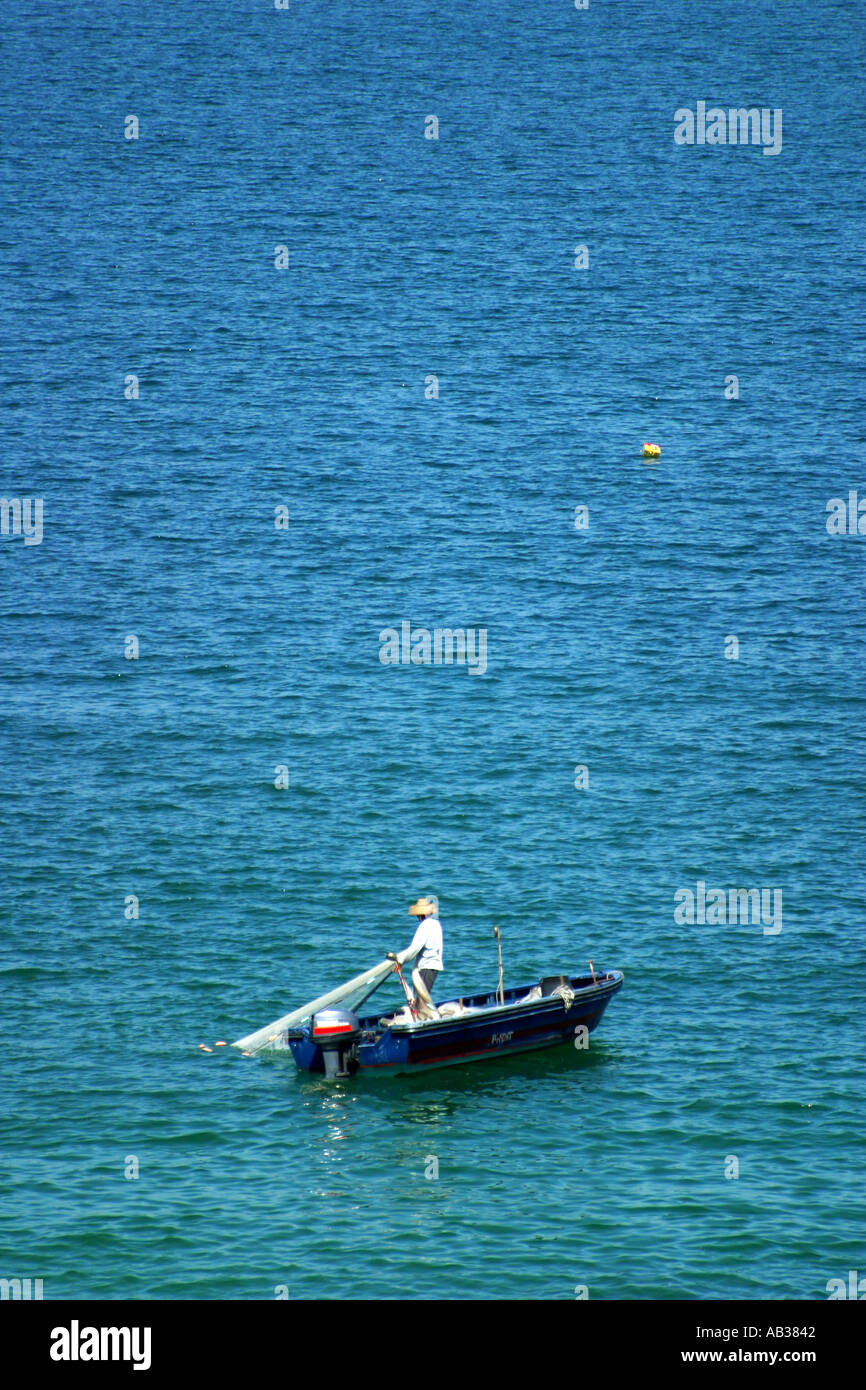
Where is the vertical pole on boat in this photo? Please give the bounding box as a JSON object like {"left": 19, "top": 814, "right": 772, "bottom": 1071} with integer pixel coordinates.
{"left": 493, "top": 926, "right": 504, "bottom": 1005}
{"left": 588, "top": 959, "right": 596, "bottom": 984}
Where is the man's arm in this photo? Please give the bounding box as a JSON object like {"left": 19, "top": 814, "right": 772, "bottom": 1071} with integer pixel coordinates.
{"left": 396, "top": 920, "right": 427, "bottom": 967}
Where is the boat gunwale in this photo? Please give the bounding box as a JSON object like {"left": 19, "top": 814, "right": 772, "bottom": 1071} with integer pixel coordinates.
{"left": 358, "top": 969, "right": 624, "bottom": 1036}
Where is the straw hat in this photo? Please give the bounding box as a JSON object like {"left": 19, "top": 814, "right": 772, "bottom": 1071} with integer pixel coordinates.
{"left": 408, "top": 897, "right": 437, "bottom": 917}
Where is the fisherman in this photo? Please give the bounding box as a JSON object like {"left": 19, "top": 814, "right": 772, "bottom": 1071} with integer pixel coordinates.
{"left": 395, "top": 897, "right": 443, "bottom": 1020}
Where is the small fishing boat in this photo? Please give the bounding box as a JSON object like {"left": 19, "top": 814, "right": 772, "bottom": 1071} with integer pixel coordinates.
{"left": 233, "top": 957, "right": 624, "bottom": 1077}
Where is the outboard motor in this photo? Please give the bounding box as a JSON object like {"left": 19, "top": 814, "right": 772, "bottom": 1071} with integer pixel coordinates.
{"left": 310, "top": 1008, "right": 361, "bottom": 1078}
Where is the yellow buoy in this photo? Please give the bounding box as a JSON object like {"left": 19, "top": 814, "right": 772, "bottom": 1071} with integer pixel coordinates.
{"left": 642, "top": 442, "right": 661, "bottom": 458}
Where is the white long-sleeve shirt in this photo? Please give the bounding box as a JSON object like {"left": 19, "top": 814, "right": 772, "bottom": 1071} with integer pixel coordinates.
{"left": 401, "top": 915, "right": 443, "bottom": 972}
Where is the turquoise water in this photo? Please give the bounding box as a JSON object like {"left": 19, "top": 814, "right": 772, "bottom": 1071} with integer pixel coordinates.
{"left": 1, "top": 0, "right": 864, "bottom": 1300}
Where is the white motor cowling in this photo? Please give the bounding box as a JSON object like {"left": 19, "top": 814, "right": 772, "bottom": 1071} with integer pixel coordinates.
{"left": 310, "top": 1008, "right": 361, "bottom": 1078}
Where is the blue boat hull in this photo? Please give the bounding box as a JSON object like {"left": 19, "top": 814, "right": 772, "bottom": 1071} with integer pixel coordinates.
{"left": 287, "top": 970, "right": 623, "bottom": 1076}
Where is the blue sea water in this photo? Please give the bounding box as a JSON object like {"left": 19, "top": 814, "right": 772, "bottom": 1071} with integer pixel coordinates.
{"left": 1, "top": 0, "right": 864, "bottom": 1300}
